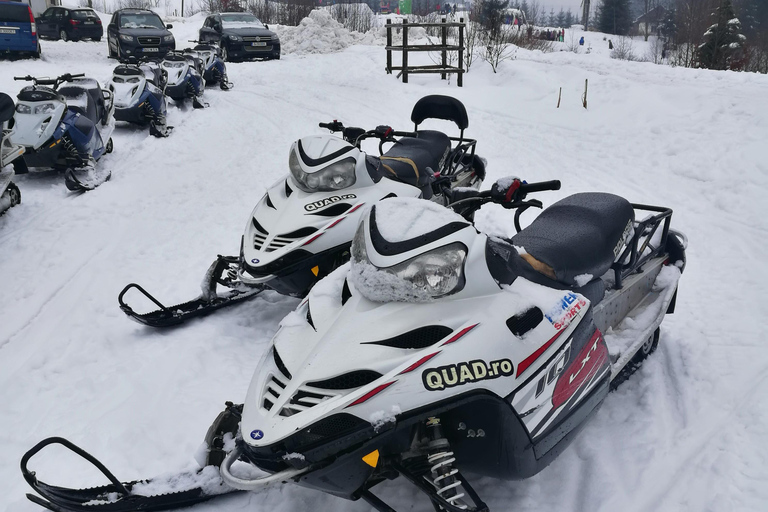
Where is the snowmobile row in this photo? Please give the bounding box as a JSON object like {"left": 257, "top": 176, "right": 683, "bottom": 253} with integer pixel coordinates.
{"left": 6, "top": 73, "right": 115, "bottom": 192}
{"left": 20, "top": 169, "right": 687, "bottom": 512}
{"left": 118, "top": 95, "right": 485, "bottom": 327}
{"left": 107, "top": 43, "right": 232, "bottom": 137}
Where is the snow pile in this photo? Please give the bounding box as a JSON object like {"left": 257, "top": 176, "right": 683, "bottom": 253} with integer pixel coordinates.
{"left": 275, "top": 10, "right": 373, "bottom": 55}
{"left": 370, "top": 405, "right": 401, "bottom": 433}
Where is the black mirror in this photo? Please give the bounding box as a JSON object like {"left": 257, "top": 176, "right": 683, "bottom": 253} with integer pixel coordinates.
{"left": 166, "top": 23, "right": 173, "bottom": 29}
{"left": 264, "top": 24, "right": 269, "bottom": 29}
{"left": 214, "top": 23, "right": 221, "bottom": 31}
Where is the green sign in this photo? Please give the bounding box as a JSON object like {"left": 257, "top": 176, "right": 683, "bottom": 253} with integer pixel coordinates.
{"left": 399, "top": 0, "right": 412, "bottom": 15}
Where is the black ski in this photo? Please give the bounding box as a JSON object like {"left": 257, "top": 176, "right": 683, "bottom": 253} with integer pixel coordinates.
{"left": 118, "top": 256, "right": 265, "bottom": 328}
{"left": 64, "top": 167, "right": 112, "bottom": 192}
{"left": 22, "top": 437, "right": 239, "bottom": 512}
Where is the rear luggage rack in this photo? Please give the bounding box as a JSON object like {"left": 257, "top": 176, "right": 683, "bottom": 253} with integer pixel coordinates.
{"left": 612, "top": 204, "right": 673, "bottom": 289}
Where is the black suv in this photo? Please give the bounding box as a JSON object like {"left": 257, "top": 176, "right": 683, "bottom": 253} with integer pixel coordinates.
{"left": 107, "top": 9, "right": 174, "bottom": 61}
{"left": 36, "top": 7, "right": 103, "bottom": 42}
{"left": 198, "top": 12, "right": 280, "bottom": 61}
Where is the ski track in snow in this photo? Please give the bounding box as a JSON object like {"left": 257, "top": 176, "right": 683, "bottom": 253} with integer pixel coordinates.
{"left": 2, "top": 10, "right": 768, "bottom": 512}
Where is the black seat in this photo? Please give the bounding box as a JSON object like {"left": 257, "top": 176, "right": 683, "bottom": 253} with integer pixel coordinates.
{"left": 511, "top": 193, "right": 634, "bottom": 287}
{"left": 0, "top": 93, "right": 14, "bottom": 124}
{"left": 379, "top": 130, "right": 451, "bottom": 189}
{"left": 58, "top": 86, "right": 101, "bottom": 126}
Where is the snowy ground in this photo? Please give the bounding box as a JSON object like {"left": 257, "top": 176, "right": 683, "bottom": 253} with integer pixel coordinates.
{"left": 2, "top": 10, "right": 768, "bottom": 512}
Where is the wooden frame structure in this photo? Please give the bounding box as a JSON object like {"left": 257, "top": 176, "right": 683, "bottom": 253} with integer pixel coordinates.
{"left": 385, "top": 18, "right": 465, "bottom": 87}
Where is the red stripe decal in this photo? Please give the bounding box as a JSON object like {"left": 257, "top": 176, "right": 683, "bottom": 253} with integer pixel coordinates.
{"left": 348, "top": 203, "right": 365, "bottom": 213}
{"left": 505, "top": 180, "right": 521, "bottom": 202}
{"left": 328, "top": 217, "right": 345, "bottom": 229}
{"left": 399, "top": 352, "right": 440, "bottom": 375}
{"left": 346, "top": 381, "right": 396, "bottom": 408}
{"left": 302, "top": 232, "right": 324, "bottom": 246}
{"left": 442, "top": 323, "right": 479, "bottom": 345}
{"left": 516, "top": 328, "right": 567, "bottom": 377}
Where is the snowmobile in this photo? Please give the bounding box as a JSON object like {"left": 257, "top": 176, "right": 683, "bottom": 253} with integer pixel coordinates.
{"left": 161, "top": 50, "right": 206, "bottom": 108}
{"left": 108, "top": 60, "right": 173, "bottom": 138}
{"left": 19, "top": 177, "right": 687, "bottom": 512}
{"left": 1, "top": 93, "right": 24, "bottom": 215}
{"left": 187, "top": 40, "right": 233, "bottom": 89}
{"left": 9, "top": 74, "right": 115, "bottom": 192}
{"left": 118, "top": 95, "right": 486, "bottom": 327}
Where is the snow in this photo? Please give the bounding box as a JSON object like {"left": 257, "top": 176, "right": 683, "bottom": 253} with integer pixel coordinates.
{"left": 574, "top": 273, "right": 593, "bottom": 287}
{"left": 374, "top": 197, "right": 468, "bottom": 243}
{"left": 2, "top": 7, "right": 768, "bottom": 512}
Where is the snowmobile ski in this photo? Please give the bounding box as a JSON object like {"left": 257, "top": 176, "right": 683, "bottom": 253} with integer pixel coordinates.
{"left": 64, "top": 166, "right": 112, "bottom": 192}
{"left": 118, "top": 256, "right": 265, "bottom": 328}
{"left": 21, "top": 437, "right": 238, "bottom": 512}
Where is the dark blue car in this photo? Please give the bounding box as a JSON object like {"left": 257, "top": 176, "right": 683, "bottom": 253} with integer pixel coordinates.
{"left": 0, "top": 0, "right": 40, "bottom": 58}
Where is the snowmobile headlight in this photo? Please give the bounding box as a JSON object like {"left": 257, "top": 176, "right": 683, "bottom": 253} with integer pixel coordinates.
{"left": 163, "top": 34, "right": 175, "bottom": 42}
{"left": 119, "top": 34, "right": 134, "bottom": 42}
{"left": 16, "top": 104, "right": 32, "bottom": 114}
{"left": 33, "top": 103, "right": 56, "bottom": 115}
{"left": 350, "top": 224, "right": 467, "bottom": 302}
{"left": 289, "top": 153, "right": 356, "bottom": 193}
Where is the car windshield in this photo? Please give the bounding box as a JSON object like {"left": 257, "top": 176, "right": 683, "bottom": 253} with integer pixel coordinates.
{"left": 72, "top": 10, "right": 99, "bottom": 20}
{"left": 220, "top": 14, "right": 264, "bottom": 28}
{"left": 120, "top": 13, "right": 164, "bottom": 29}
{"left": 0, "top": 4, "right": 30, "bottom": 23}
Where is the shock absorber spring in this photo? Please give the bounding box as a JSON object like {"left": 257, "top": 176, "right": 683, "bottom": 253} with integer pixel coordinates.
{"left": 425, "top": 417, "right": 467, "bottom": 510}
{"left": 61, "top": 134, "right": 84, "bottom": 167}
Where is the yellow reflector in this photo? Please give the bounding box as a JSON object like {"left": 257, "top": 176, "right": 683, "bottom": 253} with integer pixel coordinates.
{"left": 311, "top": 266, "right": 319, "bottom": 276}
{"left": 362, "top": 450, "right": 379, "bottom": 468}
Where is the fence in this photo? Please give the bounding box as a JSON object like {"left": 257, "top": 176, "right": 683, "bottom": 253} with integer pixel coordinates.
{"left": 385, "top": 18, "right": 465, "bottom": 87}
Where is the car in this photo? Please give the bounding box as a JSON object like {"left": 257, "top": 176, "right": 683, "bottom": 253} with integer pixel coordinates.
{"left": 36, "top": 7, "right": 103, "bottom": 42}
{"left": 107, "top": 8, "right": 174, "bottom": 61}
{"left": 0, "top": 0, "right": 40, "bottom": 59}
{"left": 198, "top": 12, "right": 279, "bottom": 62}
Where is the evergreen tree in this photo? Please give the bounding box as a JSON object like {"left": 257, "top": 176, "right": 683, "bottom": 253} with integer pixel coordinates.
{"left": 733, "top": 0, "right": 760, "bottom": 39}
{"left": 565, "top": 9, "right": 574, "bottom": 28}
{"left": 520, "top": 0, "right": 529, "bottom": 20}
{"left": 659, "top": 7, "right": 677, "bottom": 41}
{"left": 698, "top": 0, "right": 747, "bottom": 70}
{"left": 480, "top": 0, "right": 510, "bottom": 36}
{"left": 548, "top": 8, "right": 556, "bottom": 26}
{"left": 597, "top": 0, "right": 632, "bottom": 35}
{"left": 556, "top": 8, "right": 566, "bottom": 27}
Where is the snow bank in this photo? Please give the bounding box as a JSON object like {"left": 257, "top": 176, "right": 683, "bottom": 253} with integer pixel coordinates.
{"left": 275, "top": 10, "right": 375, "bottom": 55}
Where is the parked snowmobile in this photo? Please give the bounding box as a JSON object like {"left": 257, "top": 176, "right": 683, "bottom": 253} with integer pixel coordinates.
{"left": 161, "top": 50, "right": 206, "bottom": 108}
{"left": 118, "top": 95, "right": 486, "bottom": 327}
{"left": 187, "top": 40, "right": 233, "bottom": 89}
{"left": 9, "top": 74, "right": 115, "bottom": 191}
{"left": 19, "top": 177, "right": 687, "bottom": 512}
{"left": 1, "top": 93, "right": 24, "bottom": 215}
{"left": 108, "top": 60, "right": 173, "bottom": 138}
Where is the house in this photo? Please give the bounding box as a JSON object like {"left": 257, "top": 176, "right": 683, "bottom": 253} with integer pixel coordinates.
{"left": 634, "top": 5, "right": 667, "bottom": 38}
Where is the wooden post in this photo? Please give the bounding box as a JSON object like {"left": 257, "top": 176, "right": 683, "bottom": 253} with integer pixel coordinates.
{"left": 441, "top": 17, "right": 447, "bottom": 80}
{"left": 403, "top": 20, "right": 409, "bottom": 84}
{"left": 458, "top": 18, "right": 464, "bottom": 87}
{"left": 386, "top": 19, "right": 392, "bottom": 74}
{"left": 582, "top": 79, "right": 588, "bottom": 109}
{"left": 557, "top": 87, "right": 562, "bottom": 108}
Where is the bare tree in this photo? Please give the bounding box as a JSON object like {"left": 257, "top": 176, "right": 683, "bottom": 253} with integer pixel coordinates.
{"left": 480, "top": 26, "right": 516, "bottom": 73}
{"left": 610, "top": 35, "right": 636, "bottom": 60}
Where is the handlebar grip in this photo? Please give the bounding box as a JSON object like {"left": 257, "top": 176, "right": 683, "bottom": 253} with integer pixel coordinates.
{"left": 318, "top": 122, "right": 333, "bottom": 129}
{"left": 14, "top": 76, "right": 31, "bottom": 81}
{"left": 519, "top": 180, "right": 561, "bottom": 194}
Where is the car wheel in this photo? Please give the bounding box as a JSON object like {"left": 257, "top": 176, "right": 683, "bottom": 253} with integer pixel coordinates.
{"left": 32, "top": 44, "right": 41, "bottom": 59}
{"left": 116, "top": 41, "right": 124, "bottom": 61}
{"left": 105, "top": 138, "right": 113, "bottom": 154}
{"left": 7, "top": 182, "right": 21, "bottom": 207}
{"left": 60, "top": 29, "right": 68, "bottom": 42}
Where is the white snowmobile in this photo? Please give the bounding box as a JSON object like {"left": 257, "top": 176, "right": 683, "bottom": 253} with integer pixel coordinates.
{"left": 20, "top": 177, "right": 686, "bottom": 512}
{"left": 118, "top": 95, "right": 486, "bottom": 327}
{"left": 1, "top": 92, "right": 24, "bottom": 215}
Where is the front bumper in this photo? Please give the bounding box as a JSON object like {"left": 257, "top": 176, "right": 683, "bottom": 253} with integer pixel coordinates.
{"left": 119, "top": 41, "right": 174, "bottom": 60}
{"left": 228, "top": 41, "right": 280, "bottom": 59}
{"left": 70, "top": 26, "right": 103, "bottom": 39}
{"left": 114, "top": 105, "right": 147, "bottom": 124}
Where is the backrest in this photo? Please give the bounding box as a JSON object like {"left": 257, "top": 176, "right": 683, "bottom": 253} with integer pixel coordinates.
{"left": 0, "top": 93, "right": 14, "bottom": 124}
{"left": 411, "top": 95, "right": 469, "bottom": 131}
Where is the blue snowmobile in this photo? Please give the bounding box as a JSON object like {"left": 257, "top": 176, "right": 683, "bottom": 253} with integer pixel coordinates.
{"left": 188, "top": 41, "right": 233, "bottom": 90}
{"left": 108, "top": 60, "right": 173, "bottom": 138}
{"left": 160, "top": 50, "right": 206, "bottom": 109}
{"left": 9, "top": 74, "right": 115, "bottom": 191}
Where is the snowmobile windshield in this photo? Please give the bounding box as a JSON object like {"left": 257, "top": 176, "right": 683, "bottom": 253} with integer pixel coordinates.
{"left": 120, "top": 14, "right": 165, "bottom": 29}
{"left": 221, "top": 14, "right": 265, "bottom": 28}
{"left": 289, "top": 150, "right": 356, "bottom": 193}
{"left": 349, "top": 221, "right": 467, "bottom": 303}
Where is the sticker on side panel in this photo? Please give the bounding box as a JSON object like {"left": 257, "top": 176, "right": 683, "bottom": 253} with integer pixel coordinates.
{"left": 422, "top": 359, "right": 514, "bottom": 391}
{"left": 250, "top": 430, "right": 264, "bottom": 440}
{"left": 304, "top": 194, "right": 357, "bottom": 212}
{"left": 545, "top": 292, "right": 588, "bottom": 330}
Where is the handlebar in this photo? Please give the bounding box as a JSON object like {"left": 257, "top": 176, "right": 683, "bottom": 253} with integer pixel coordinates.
{"left": 518, "top": 180, "right": 561, "bottom": 194}
{"left": 13, "top": 73, "right": 86, "bottom": 87}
